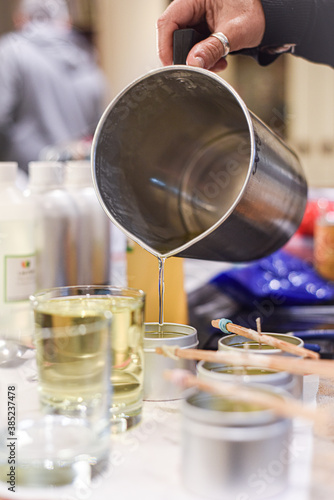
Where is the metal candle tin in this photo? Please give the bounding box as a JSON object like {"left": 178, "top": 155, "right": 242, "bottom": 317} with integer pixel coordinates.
{"left": 218, "top": 333, "right": 305, "bottom": 401}
{"left": 144, "top": 323, "right": 198, "bottom": 401}
{"left": 182, "top": 389, "right": 292, "bottom": 500}
{"left": 197, "top": 361, "right": 303, "bottom": 399}
{"left": 218, "top": 333, "right": 304, "bottom": 355}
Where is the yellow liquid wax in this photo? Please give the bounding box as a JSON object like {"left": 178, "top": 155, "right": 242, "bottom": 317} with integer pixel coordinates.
{"left": 34, "top": 297, "right": 110, "bottom": 410}
{"left": 109, "top": 295, "right": 144, "bottom": 419}
{"left": 229, "top": 342, "right": 275, "bottom": 350}
{"left": 144, "top": 332, "right": 186, "bottom": 339}
{"left": 34, "top": 296, "right": 144, "bottom": 417}
{"left": 197, "top": 397, "right": 264, "bottom": 413}
{"left": 211, "top": 366, "right": 277, "bottom": 376}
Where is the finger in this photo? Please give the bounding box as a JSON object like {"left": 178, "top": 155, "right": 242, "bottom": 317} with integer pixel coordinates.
{"left": 208, "top": 58, "right": 228, "bottom": 73}
{"left": 157, "top": 0, "right": 205, "bottom": 66}
{"left": 186, "top": 36, "right": 229, "bottom": 70}
{"left": 156, "top": 16, "right": 178, "bottom": 66}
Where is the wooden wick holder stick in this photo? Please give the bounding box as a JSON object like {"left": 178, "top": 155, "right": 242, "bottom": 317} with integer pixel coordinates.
{"left": 211, "top": 320, "right": 319, "bottom": 359}
{"left": 156, "top": 346, "right": 334, "bottom": 378}
{"left": 164, "top": 370, "right": 326, "bottom": 425}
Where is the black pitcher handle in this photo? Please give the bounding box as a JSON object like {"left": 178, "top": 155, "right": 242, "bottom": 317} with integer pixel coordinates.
{"left": 173, "top": 29, "right": 206, "bottom": 65}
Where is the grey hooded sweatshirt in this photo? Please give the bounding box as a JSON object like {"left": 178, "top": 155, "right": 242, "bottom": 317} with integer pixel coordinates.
{"left": 0, "top": 22, "right": 108, "bottom": 172}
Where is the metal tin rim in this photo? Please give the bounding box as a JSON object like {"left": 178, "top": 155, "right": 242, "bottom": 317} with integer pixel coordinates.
{"left": 183, "top": 415, "right": 291, "bottom": 441}
{"left": 182, "top": 386, "right": 288, "bottom": 427}
{"left": 218, "top": 333, "right": 304, "bottom": 354}
{"left": 144, "top": 322, "right": 198, "bottom": 350}
{"left": 197, "top": 360, "right": 293, "bottom": 384}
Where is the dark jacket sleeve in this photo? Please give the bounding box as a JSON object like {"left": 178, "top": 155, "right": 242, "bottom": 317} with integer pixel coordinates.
{"left": 252, "top": 0, "right": 334, "bottom": 68}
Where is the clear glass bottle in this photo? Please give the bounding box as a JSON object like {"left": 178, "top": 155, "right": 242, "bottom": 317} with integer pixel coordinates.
{"left": 64, "top": 161, "right": 111, "bottom": 284}
{"left": 0, "top": 162, "right": 37, "bottom": 340}
{"left": 24, "top": 161, "right": 79, "bottom": 289}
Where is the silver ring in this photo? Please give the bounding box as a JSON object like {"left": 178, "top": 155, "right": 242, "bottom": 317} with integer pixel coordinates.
{"left": 210, "top": 32, "right": 230, "bottom": 57}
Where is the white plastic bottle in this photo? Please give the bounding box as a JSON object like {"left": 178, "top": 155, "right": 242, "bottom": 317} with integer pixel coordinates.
{"left": 24, "top": 161, "right": 79, "bottom": 289}
{"left": 0, "top": 162, "right": 37, "bottom": 340}
{"left": 64, "top": 161, "right": 111, "bottom": 284}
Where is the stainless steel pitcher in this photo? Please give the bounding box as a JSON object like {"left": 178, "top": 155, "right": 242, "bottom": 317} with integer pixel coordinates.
{"left": 92, "top": 32, "right": 307, "bottom": 262}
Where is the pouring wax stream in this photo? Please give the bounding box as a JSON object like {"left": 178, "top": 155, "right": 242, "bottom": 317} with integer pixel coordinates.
{"left": 158, "top": 256, "right": 165, "bottom": 335}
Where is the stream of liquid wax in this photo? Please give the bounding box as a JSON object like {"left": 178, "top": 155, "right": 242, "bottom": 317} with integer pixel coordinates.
{"left": 158, "top": 256, "right": 165, "bottom": 336}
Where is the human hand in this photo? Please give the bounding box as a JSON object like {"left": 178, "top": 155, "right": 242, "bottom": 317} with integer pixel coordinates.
{"left": 157, "top": 0, "right": 265, "bottom": 72}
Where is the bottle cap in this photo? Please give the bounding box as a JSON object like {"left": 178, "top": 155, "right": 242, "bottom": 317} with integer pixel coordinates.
{"left": 0, "top": 162, "right": 18, "bottom": 183}
{"left": 28, "top": 161, "right": 64, "bottom": 187}
{"left": 64, "top": 161, "right": 93, "bottom": 187}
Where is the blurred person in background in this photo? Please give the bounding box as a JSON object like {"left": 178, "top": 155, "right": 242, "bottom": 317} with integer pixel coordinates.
{"left": 0, "top": 0, "right": 108, "bottom": 179}
{"left": 157, "top": 0, "right": 334, "bottom": 71}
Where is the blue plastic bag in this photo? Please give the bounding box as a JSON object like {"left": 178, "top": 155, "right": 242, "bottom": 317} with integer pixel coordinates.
{"left": 210, "top": 250, "right": 334, "bottom": 306}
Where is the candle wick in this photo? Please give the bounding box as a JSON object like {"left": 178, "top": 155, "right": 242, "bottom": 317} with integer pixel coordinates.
{"left": 256, "top": 317, "right": 263, "bottom": 349}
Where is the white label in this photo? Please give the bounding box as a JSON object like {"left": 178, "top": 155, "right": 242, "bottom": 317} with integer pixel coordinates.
{"left": 5, "top": 254, "right": 36, "bottom": 302}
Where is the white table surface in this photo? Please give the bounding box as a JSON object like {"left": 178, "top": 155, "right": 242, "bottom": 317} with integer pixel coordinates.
{"left": 0, "top": 350, "right": 333, "bottom": 500}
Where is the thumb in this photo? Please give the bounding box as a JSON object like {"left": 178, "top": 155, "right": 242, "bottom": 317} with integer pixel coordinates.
{"left": 186, "top": 36, "right": 229, "bottom": 70}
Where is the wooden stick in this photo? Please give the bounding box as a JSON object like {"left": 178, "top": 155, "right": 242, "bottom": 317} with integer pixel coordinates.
{"left": 164, "top": 369, "right": 327, "bottom": 426}
{"left": 156, "top": 346, "right": 334, "bottom": 378}
{"left": 256, "top": 317, "right": 263, "bottom": 348}
{"left": 211, "top": 319, "right": 319, "bottom": 359}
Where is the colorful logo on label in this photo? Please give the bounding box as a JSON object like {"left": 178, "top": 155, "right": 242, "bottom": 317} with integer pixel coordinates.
{"left": 21, "top": 260, "right": 31, "bottom": 269}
